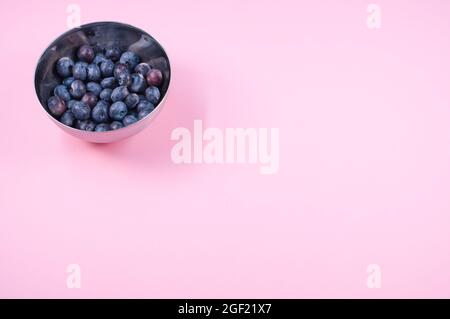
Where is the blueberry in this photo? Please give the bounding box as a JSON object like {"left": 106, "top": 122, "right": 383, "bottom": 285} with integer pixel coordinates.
{"left": 145, "top": 86, "right": 160, "bottom": 104}
{"left": 92, "top": 100, "right": 110, "bottom": 123}
{"left": 111, "top": 86, "right": 129, "bottom": 102}
{"left": 56, "top": 57, "right": 74, "bottom": 77}
{"left": 99, "top": 88, "right": 112, "bottom": 102}
{"left": 47, "top": 96, "right": 67, "bottom": 117}
{"left": 105, "top": 47, "right": 121, "bottom": 62}
{"left": 119, "top": 51, "right": 140, "bottom": 70}
{"left": 146, "top": 69, "right": 163, "bottom": 86}
{"left": 123, "top": 115, "right": 138, "bottom": 126}
{"left": 60, "top": 110, "right": 75, "bottom": 127}
{"left": 67, "top": 100, "right": 77, "bottom": 109}
{"left": 86, "top": 82, "right": 102, "bottom": 96}
{"left": 136, "top": 100, "right": 155, "bottom": 113}
{"left": 134, "top": 62, "right": 151, "bottom": 76}
{"left": 53, "top": 85, "right": 71, "bottom": 102}
{"left": 69, "top": 80, "right": 86, "bottom": 99}
{"left": 62, "top": 77, "right": 75, "bottom": 87}
{"left": 81, "top": 92, "right": 98, "bottom": 108}
{"left": 138, "top": 108, "right": 153, "bottom": 119}
{"left": 71, "top": 101, "right": 90, "bottom": 120}
{"left": 77, "top": 44, "right": 95, "bottom": 63}
{"left": 73, "top": 61, "right": 88, "bottom": 80}
{"left": 93, "top": 53, "right": 107, "bottom": 65}
{"left": 76, "top": 120, "right": 96, "bottom": 131}
{"left": 110, "top": 121, "right": 124, "bottom": 130}
{"left": 95, "top": 123, "right": 110, "bottom": 132}
{"left": 87, "top": 64, "right": 101, "bottom": 82}
{"left": 109, "top": 101, "right": 128, "bottom": 120}
{"left": 124, "top": 93, "right": 139, "bottom": 109}
{"left": 101, "top": 77, "right": 117, "bottom": 89}
{"left": 100, "top": 59, "right": 114, "bottom": 77}
{"left": 129, "top": 73, "right": 147, "bottom": 93}
{"left": 114, "top": 63, "right": 130, "bottom": 86}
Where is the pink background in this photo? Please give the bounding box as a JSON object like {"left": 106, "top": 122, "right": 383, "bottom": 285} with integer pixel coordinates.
{"left": 1, "top": 0, "right": 450, "bottom": 298}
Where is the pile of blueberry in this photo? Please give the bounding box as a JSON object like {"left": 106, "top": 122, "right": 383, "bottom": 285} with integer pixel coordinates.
{"left": 47, "top": 44, "right": 163, "bottom": 132}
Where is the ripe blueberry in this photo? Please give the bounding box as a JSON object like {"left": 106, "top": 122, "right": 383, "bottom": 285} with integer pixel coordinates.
{"left": 47, "top": 96, "right": 67, "bottom": 117}
{"left": 120, "top": 51, "right": 140, "bottom": 70}
{"left": 109, "top": 101, "right": 128, "bottom": 120}
{"left": 93, "top": 53, "right": 107, "bottom": 65}
{"left": 136, "top": 100, "right": 155, "bottom": 113}
{"left": 86, "top": 82, "right": 102, "bottom": 96}
{"left": 105, "top": 47, "right": 121, "bottom": 62}
{"left": 60, "top": 110, "right": 75, "bottom": 127}
{"left": 56, "top": 57, "right": 74, "bottom": 77}
{"left": 100, "top": 59, "right": 114, "bottom": 77}
{"left": 99, "top": 88, "right": 112, "bottom": 102}
{"left": 124, "top": 93, "right": 139, "bottom": 109}
{"left": 92, "top": 100, "right": 110, "bottom": 123}
{"left": 62, "top": 76, "right": 75, "bottom": 87}
{"left": 95, "top": 123, "right": 110, "bottom": 132}
{"left": 76, "top": 120, "right": 96, "bottom": 131}
{"left": 101, "top": 77, "right": 117, "bottom": 89}
{"left": 67, "top": 100, "right": 77, "bottom": 109}
{"left": 110, "top": 121, "right": 124, "bottom": 130}
{"left": 138, "top": 108, "right": 152, "bottom": 120}
{"left": 114, "top": 63, "right": 130, "bottom": 86}
{"left": 87, "top": 64, "right": 101, "bottom": 82}
{"left": 54, "top": 85, "right": 71, "bottom": 102}
{"left": 134, "top": 63, "right": 151, "bottom": 76}
{"left": 145, "top": 86, "right": 160, "bottom": 105}
{"left": 69, "top": 80, "right": 86, "bottom": 99}
{"left": 129, "top": 73, "right": 146, "bottom": 93}
{"left": 111, "top": 86, "right": 129, "bottom": 102}
{"left": 71, "top": 101, "right": 91, "bottom": 120}
{"left": 73, "top": 61, "right": 88, "bottom": 80}
{"left": 123, "top": 115, "right": 138, "bottom": 127}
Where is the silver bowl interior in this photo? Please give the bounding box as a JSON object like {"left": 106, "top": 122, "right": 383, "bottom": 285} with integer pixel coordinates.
{"left": 35, "top": 21, "right": 171, "bottom": 122}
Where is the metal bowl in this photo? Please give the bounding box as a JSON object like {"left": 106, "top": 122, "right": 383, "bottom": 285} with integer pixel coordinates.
{"left": 34, "top": 21, "right": 171, "bottom": 143}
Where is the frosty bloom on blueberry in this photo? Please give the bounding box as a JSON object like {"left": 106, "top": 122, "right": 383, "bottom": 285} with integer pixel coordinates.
{"left": 46, "top": 45, "right": 163, "bottom": 131}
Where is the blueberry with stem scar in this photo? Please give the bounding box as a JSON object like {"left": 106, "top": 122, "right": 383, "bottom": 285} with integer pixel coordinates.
{"left": 109, "top": 101, "right": 128, "bottom": 120}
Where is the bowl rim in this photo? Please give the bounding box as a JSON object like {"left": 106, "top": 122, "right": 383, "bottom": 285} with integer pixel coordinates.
{"left": 34, "top": 20, "right": 172, "bottom": 134}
